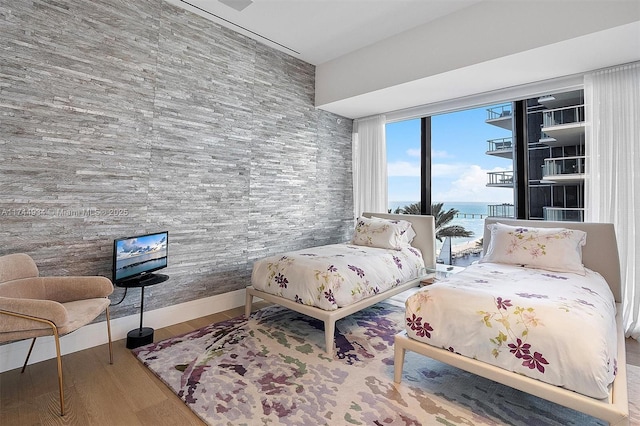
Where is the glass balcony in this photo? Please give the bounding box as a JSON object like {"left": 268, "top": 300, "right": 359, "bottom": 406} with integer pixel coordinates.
{"left": 487, "top": 171, "right": 514, "bottom": 187}
{"left": 542, "top": 156, "right": 585, "bottom": 179}
{"left": 543, "top": 207, "right": 585, "bottom": 222}
{"left": 486, "top": 104, "right": 512, "bottom": 120}
{"left": 488, "top": 203, "right": 515, "bottom": 218}
{"left": 542, "top": 105, "right": 585, "bottom": 127}
{"left": 486, "top": 137, "right": 513, "bottom": 158}
{"left": 487, "top": 137, "right": 513, "bottom": 151}
{"left": 486, "top": 104, "right": 513, "bottom": 131}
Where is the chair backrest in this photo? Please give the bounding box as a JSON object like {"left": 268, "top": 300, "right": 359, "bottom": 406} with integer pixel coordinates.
{"left": 0, "top": 254, "right": 39, "bottom": 284}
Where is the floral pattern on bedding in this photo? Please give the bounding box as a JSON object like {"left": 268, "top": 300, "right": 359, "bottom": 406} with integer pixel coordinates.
{"left": 479, "top": 297, "right": 550, "bottom": 373}
{"left": 251, "top": 244, "right": 425, "bottom": 311}
{"left": 405, "top": 262, "right": 618, "bottom": 399}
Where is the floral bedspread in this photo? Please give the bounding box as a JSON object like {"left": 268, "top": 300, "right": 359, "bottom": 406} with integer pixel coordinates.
{"left": 251, "top": 243, "right": 425, "bottom": 311}
{"left": 405, "top": 262, "right": 618, "bottom": 399}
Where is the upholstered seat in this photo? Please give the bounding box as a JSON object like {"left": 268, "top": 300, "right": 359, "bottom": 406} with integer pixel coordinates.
{"left": 0, "top": 253, "right": 114, "bottom": 416}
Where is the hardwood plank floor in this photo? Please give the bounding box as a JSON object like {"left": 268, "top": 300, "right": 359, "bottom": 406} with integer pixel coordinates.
{"left": 0, "top": 305, "right": 256, "bottom": 426}
{"left": 1, "top": 302, "right": 639, "bottom": 425}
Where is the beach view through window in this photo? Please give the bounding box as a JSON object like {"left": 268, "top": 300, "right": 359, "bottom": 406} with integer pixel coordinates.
{"left": 387, "top": 105, "right": 514, "bottom": 265}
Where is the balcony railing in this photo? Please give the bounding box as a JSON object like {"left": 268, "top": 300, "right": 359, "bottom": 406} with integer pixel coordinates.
{"left": 543, "top": 207, "right": 585, "bottom": 222}
{"left": 487, "top": 137, "right": 513, "bottom": 152}
{"left": 542, "top": 156, "right": 585, "bottom": 177}
{"left": 486, "top": 104, "right": 512, "bottom": 120}
{"left": 542, "top": 105, "right": 585, "bottom": 127}
{"left": 488, "top": 203, "right": 515, "bottom": 218}
{"left": 487, "top": 171, "right": 514, "bottom": 186}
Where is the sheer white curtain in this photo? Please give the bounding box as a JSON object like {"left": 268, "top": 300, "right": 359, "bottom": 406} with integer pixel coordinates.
{"left": 352, "top": 114, "right": 387, "bottom": 217}
{"left": 584, "top": 61, "right": 640, "bottom": 339}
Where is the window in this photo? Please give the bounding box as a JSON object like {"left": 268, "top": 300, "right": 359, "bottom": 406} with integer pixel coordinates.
{"left": 387, "top": 104, "right": 515, "bottom": 266}
{"left": 386, "top": 89, "right": 586, "bottom": 264}
{"left": 386, "top": 118, "right": 421, "bottom": 213}
{"left": 387, "top": 105, "right": 515, "bottom": 216}
{"left": 387, "top": 89, "right": 585, "bottom": 223}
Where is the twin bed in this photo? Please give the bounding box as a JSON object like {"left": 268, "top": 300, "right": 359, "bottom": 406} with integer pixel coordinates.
{"left": 395, "top": 217, "right": 629, "bottom": 425}
{"left": 245, "top": 212, "right": 436, "bottom": 356}
{"left": 245, "top": 214, "right": 629, "bottom": 425}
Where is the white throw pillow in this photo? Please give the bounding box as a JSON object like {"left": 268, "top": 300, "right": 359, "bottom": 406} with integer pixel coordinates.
{"left": 351, "top": 216, "right": 413, "bottom": 250}
{"left": 369, "top": 216, "right": 416, "bottom": 245}
{"left": 480, "top": 222, "right": 587, "bottom": 275}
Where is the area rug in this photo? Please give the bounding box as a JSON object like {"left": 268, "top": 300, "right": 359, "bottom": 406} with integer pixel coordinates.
{"left": 133, "top": 302, "right": 632, "bottom": 426}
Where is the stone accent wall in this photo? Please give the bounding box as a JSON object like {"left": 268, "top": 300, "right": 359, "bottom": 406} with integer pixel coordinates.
{"left": 0, "top": 0, "right": 353, "bottom": 318}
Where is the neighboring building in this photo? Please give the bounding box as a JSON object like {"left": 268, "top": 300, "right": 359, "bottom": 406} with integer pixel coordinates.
{"left": 485, "top": 90, "right": 585, "bottom": 222}
{"left": 534, "top": 90, "right": 585, "bottom": 221}
{"left": 485, "top": 104, "right": 516, "bottom": 218}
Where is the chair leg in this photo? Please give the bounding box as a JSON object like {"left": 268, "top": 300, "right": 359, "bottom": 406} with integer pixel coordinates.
{"left": 52, "top": 328, "right": 65, "bottom": 416}
{"left": 105, "top": 306, "right": 113, "bottom": 364}
{"left": 1, "top": 310, "right": 65, "bottom": 415}
{"left": 21, "top": 338, "right": 37, "bottom": 373}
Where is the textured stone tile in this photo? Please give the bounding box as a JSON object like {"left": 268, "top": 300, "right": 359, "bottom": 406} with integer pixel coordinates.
{"left": 0, "top": 0, "right": 353, "bottom": 319}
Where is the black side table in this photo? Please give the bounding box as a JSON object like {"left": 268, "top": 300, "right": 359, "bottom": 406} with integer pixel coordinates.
{"left": 116, "top": 273, "right": 169, "bottom": 349}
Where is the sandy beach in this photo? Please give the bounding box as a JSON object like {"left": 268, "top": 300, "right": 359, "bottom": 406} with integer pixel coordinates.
{"left": 451, "top": 238, "right": 483, "bottom": 256}
{"left": 447, "top": 238, "right": 484, "bottom": 267}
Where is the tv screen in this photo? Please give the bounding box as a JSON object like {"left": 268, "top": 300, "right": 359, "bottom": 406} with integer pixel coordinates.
{"left": 113, "top": 231, "right": 168, "bottom": 284}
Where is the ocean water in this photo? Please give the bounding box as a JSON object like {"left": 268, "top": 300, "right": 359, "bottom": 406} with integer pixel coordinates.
{"left": 389, "top": 201, "right": 488, "bottom": 250}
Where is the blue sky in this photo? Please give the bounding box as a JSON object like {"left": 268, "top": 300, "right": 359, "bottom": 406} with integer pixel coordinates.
{"left": 386, "top": 105, "right": 514, "bottom": 204}
{"left": 117, "top": 233, "right": 168, "bottom": 259}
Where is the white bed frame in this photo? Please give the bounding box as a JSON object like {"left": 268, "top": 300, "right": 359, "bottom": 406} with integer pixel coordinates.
{"left": 394, "top": 218, "right": 629, "bottom": 426}
{"left": 245, "top": 212, "right": 436, "bottom": 355}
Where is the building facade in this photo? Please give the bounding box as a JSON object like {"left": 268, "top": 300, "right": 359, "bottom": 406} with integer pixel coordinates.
{"left": 485, "top": 89, "right": 585, "bottom": 222}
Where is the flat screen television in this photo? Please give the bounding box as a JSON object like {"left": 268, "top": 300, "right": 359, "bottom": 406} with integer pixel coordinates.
{"left": 112, "top": 231, "right": 168, "bottom": 285}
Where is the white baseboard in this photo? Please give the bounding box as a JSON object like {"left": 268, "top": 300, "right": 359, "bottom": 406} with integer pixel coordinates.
{"left": 0, "top": 288, "right": 247, "bottom": 373}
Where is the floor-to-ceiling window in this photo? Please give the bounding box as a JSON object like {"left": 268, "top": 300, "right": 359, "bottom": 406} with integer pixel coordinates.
{"left": 386, "top": 89, "right": 585, "bottom": 265}
{"left": 386, "top": 118, "right": 422, "bottom": 213}
{"left": 387, "top": 104, "right": 514, "bottom": 265}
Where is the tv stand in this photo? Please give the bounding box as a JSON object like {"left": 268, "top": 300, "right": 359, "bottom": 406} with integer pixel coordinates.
{"left": 115, "top": 273, "right": 169, "bottom": 349}
{"left": 119, "top": 273, "right": 169, "bottom": 288}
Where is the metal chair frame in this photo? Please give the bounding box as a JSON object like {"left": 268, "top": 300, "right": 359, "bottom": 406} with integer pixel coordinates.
{"left": 0, "top": 307, "right": 113, "bottom": 416}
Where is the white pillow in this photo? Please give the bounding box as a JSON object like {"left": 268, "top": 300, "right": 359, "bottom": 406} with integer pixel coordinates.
{"left": 370, "top": 216, "right": 416, "bottom": 245}
{"left": 480, "top": 222, "right": 587, "bottom": 275}
{"left": 351, "top": 216, "right": 413, "bottom": 250}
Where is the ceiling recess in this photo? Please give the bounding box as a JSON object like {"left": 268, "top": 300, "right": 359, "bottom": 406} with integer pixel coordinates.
{"left": 218, "top": 0, "right": 253, "bottom": 12}
{"left": 179, "top": 0, "right": 299, "bottom": 54}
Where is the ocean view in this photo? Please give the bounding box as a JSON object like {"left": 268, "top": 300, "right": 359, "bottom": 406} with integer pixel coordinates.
{"left": 389, "top": 201, "right": 488, "bottom": 253}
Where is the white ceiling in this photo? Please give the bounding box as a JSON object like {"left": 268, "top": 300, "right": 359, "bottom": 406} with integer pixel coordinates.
{"left": 166, "top": 0, "right": 640, "bottom": 119}
{"left": 165, "top": 0, "right": 482, "bottom": 65}
{"left": 318, "top": 20, "right": 640, "bottom": 119}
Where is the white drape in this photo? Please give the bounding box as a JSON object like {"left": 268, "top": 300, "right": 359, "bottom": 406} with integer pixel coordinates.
{"left": 584, "top": 61, "right": 640, "bottom": 339}
{"left": 352, "top": 114, "right": 388, "bottom": 217}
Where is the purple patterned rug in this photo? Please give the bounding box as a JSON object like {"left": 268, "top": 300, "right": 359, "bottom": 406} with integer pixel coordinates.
{"left": 133, "top": 302, "right": 616, "bottom": 425}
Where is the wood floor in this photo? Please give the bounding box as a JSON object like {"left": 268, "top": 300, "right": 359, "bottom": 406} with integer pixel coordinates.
{"left": 1, "top": 302, "right": 639, "bottom": 425}
{"left": 0, "top": 303, "right": 263, "bottom": 426}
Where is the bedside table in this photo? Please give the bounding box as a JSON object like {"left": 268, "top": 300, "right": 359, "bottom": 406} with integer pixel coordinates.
{"left": 420, "top": 264, "right": 464, "bottom": 285}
